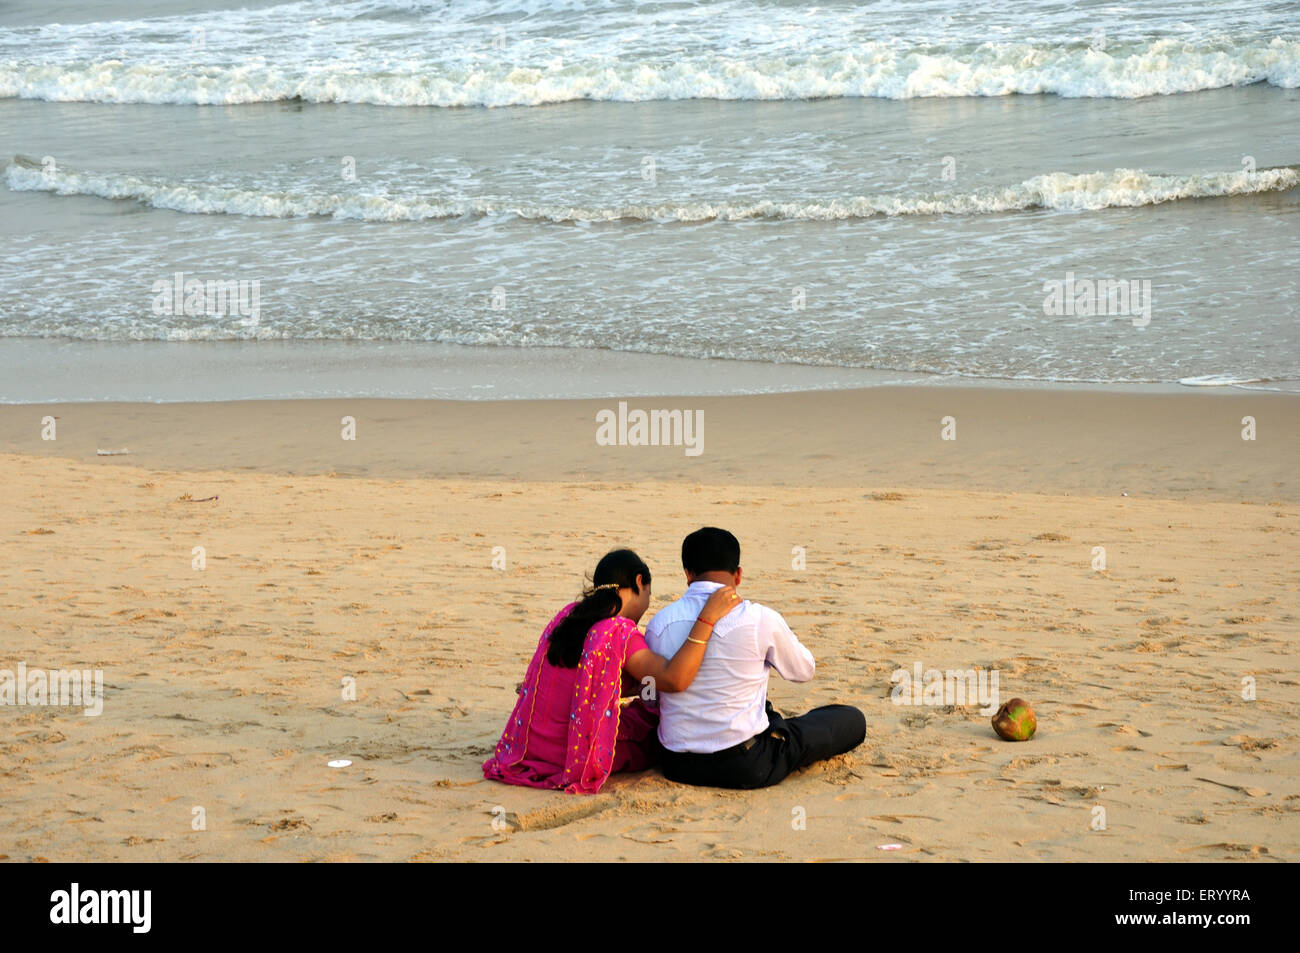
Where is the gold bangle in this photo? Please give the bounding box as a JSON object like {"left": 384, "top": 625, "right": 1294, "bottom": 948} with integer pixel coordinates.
{"left": 686, "top": 636, "right": 709, "bottom": 645}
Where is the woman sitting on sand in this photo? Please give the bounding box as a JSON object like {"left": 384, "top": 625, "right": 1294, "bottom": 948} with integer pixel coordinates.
{"left": 483, "top": 548, "right": 739, "bottom": 794}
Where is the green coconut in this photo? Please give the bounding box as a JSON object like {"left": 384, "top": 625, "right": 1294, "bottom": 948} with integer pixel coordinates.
{"left": 992, "top": 698, "right": 1036, "bottom": 741}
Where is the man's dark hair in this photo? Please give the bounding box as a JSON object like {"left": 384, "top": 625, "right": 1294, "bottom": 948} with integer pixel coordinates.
{"left": 682, "top": 527, "right": 740, "bottom": 575}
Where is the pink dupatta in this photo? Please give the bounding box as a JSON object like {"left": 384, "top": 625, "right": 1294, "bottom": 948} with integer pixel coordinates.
{"left": 483, "top": 603, "right": 639, "bottom": 795}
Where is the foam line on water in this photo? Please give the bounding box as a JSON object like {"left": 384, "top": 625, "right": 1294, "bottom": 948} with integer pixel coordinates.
{"left": 7, "top": 159, "right": 1297, "bottom": 222}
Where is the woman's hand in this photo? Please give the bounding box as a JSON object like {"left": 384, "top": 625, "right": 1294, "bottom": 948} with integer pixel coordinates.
{"left": 700, "top": 585, "right": 741, "bottom": 625}
{"left": 623, "top": 586, "right": 743, "bottom": 695}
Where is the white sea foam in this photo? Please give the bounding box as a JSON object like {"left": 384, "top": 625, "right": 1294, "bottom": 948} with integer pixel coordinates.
{"left": 7, "top": 160, "right": 1297, "bottom": 222}
{"left": 2, "top": 39, "right": 1297, "bottom": 106}
{"left": 1177, "top": 374, "right": 1268, "bottom": 387}
{"left": 2, "top": 0, "right": 1298, "bottom": 110}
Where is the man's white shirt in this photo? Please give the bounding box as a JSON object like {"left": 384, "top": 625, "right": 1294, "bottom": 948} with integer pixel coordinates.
{"left": 644, "top": 580, "right": 816, "bottom": 753}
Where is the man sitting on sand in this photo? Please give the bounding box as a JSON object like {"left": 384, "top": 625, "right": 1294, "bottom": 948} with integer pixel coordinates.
{"left": 644, "top": 527, "right": 866, "bottom": 789}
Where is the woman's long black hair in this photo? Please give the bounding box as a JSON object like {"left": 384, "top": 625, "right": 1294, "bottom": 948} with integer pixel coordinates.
{"left": 546, "top": 549, "right": 651, "bottom": 668}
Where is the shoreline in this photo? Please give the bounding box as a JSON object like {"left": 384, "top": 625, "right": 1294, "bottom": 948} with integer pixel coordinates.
{"left": 3, "top": 339, "right": 1295, "bottom": 403}
{"left": 3, "top": 386, "right": 1296, "bottom": 500}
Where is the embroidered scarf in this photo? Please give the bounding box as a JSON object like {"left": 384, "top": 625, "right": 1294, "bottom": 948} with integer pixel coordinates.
{"left": 483, "top": 602, "right": 637, "bottom": 795}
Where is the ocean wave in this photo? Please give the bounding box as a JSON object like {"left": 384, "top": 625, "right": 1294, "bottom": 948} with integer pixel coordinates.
{"left": 7, "top": 158, "right": 1298, "bottom": 222}
{"left": 1177, "top": 374, "right": 1269, "bottom": 387}
{"left": 1, "top": 38, "right": 1298, "bottom": 106}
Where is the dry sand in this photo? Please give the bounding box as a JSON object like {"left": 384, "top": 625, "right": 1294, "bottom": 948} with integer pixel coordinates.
{"left": 0, "top": 387, "right": 1296, "bottom": 861}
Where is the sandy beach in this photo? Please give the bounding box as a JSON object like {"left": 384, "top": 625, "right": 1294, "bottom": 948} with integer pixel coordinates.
{"left": 1, "top": 386, "right": 1296, "bottom": 862}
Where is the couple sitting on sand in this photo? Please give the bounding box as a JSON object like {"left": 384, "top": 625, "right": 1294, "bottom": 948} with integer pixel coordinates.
{"left": 483, "top": 527, "right": 866, "bottom": 793}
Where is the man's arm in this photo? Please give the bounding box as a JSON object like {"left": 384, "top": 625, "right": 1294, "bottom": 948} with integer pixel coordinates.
{"left": 759, "top": 605, "right": 815, "bottom": 682}
{"left": 643, "top": 606, "right": 666, "bottom": 654}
